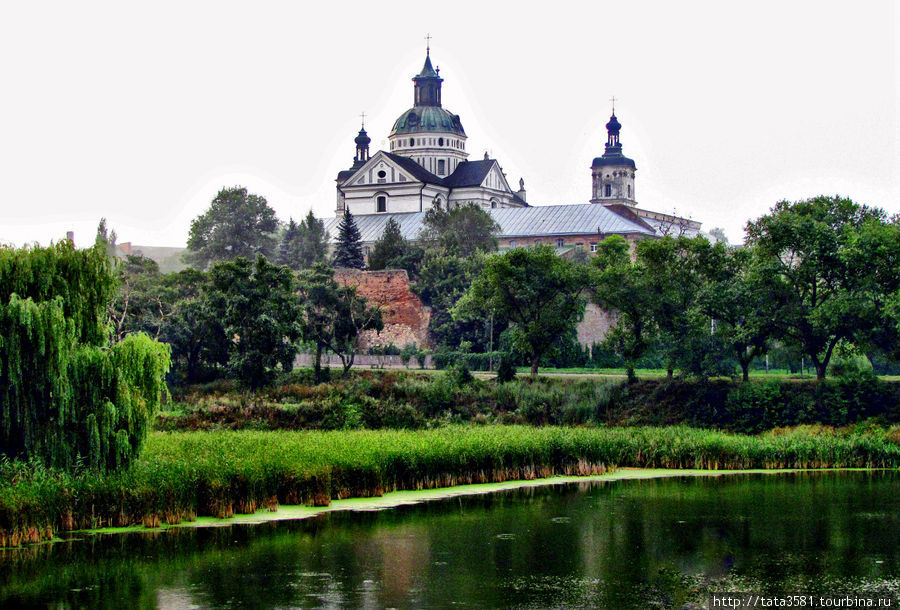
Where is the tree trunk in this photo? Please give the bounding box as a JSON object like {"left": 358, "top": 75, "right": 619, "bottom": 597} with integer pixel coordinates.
{"left": 626, "top": 365, "right": 637, "bottom": 384}
{"left": 530, "top": 356, "right": 540, "bottom": 376}
{"left": 741, "top": 361, "right": 750, "bottom": 382}
{"left": 667, "top": 367, "right": 673, "bottom": 380}
{"left": 314, "top": 342, "right": 324, "bottom": 383}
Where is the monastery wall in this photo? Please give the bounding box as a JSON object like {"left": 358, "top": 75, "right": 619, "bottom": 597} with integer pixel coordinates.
{"left": 333, "top": 269, "right": 431, "bottom": 350}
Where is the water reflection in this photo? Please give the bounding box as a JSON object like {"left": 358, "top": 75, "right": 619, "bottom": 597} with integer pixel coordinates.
{"left": 2, "top": 471, "right": 898, "bottom": 608}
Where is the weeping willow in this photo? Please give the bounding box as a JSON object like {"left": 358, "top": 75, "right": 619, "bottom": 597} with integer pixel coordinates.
{"left": 0, "top": 241, "right": 170, "bottom": 472}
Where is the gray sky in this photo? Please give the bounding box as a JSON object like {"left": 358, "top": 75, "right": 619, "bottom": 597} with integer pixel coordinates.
{"left": 1, "top": 0, "right": 897, "bottom": 248}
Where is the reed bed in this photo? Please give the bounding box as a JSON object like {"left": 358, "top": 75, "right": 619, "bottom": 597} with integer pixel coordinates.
{"left": 2, "top": 425, "right": 900, "bottom": 548}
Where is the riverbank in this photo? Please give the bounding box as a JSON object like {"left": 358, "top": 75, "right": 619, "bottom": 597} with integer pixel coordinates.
{"left": 159, "top": 369, "right": 900, "bottom": 434}
{"left": 3, "top": 425, "right": 900, "bottom": 548}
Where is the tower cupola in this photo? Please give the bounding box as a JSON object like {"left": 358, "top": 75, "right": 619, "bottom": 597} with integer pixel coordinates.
{"left": 591, "top": 107, "right": 637, "bottom": 206}
{"left": 413, "top": 48, "right": 443, "bottom": 107}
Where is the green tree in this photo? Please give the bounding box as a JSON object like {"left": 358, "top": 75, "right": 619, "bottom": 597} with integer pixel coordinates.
{"left": 746, "top": 195, "right": 894, "bottom": 379}
{"left": 332, "top": 209, "right": 365, "bottom": 269}
{"left": 419, "top": 202, "right": 500, "bottom": 257}
{"left": 95, "top": 217, "right": 118, "bottom": 258}
{"left": 0, "top": 241, "right": 170, "bottom": 471}
{"left": 278, "top": 211, "right": 330, "bottom": 270}
{"left": 591, "top": 235, "right": 657, "bottom": 383}
{"left": 186, "top": 186, "right": 279, "bottom": 270}
{"left": 298, "top": 264, "right": 383, "bottom": 379}
{"left": 455, "top": 245, "right": 590, "bottom": 375}
{"left": 367, "top": 217, "right": 424, "bottom": 276}
{"left": 695, "top": 245, "right": 781, "bottom": 381}
{"left": 207, "top": 256, "right": 302, "bottom": 389}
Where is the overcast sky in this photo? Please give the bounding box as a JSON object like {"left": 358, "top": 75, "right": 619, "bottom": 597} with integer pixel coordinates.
{"left": 1, "top": 0, "right": 897, "bottom": 248}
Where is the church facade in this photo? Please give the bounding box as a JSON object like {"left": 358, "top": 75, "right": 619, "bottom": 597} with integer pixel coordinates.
{"left": 327, "top": 48, "right": 701, "bottom": 255}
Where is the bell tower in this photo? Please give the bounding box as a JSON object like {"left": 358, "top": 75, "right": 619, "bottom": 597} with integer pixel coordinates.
{"left": 590, "top": 102, "right": 637, "bottom": 206}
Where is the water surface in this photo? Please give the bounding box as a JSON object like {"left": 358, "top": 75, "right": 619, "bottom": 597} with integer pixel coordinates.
{"left": 2, "top": 471, "right": 898, "bottom": 608}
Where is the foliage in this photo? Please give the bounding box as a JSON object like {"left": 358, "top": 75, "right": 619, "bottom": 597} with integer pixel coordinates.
{"left": 746, "top": 196, "right": 898, "bottom": 379}
{"left": 591, "top": 235, "right": 657, "bottom": 382}
{"left": 419, "top": 202, "right": 499, "bottom": 258}
{"left": 207, "top": 256, "right": 302, "bottom": 390}
{"left": 277, "top": 211, "right": 329, "bottom": 271}
{"left": 0, "top": 242, "right": 170, "bottom": 472}
{"left": 298, "top": 264, "right": 383, "bottom": 378}
{"left": 185, "top": 186, "right": 279, "bottom": 270}
{"left": 332, "top": 209, "right": 365, "bottom": 269}
{"left": 367, "top": 217, "right": 424, "bottom": 276}
{"left": 456, "top": 246, "right": 591, "bottom": 375}
{"left": 94, "top": 218, "right": 118, "bottom": 258}
{"left": 695, "top": 245, "right": 780, "bottom": 381}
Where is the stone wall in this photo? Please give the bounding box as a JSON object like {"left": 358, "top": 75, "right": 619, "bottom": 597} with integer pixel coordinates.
{"left": 576, "top": 303, "right": 617, "bottom": 347}
{"left": 333, "top": 269, "right": 431, "bottom": 350}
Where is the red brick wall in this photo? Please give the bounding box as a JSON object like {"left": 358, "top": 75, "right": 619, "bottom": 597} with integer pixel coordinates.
{"left": 333, "top": 269, "right": 431, "bottom": 349}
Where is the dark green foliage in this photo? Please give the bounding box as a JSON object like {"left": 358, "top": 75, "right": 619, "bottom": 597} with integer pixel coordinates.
{"left": 332, "top": 209, "right": 365, "bottom": 269}
{"left": 592, "top": 235, "right": 657, "bottom": 382}
{"left": 367, "top": 217, "right": 424, "bottom": 276}
{"left": 432, "top": 351, "right": 509, "bottom": 371}
{"left": 185, "top": 186, "right": 279, "bottom": 270}
{"left": 496, "top": 354, "right": 517, "bottom": 383}
{"left": 746, "top": 196, "right": 899, "bottom": 379}
{"left": 419, "top": 202, "right": 500, "bottom": 257}
{"left": 207, "top": 256, "right": 302, "bottom": 390}
{"left": 457, "top": 245, "right": 591, "bottom": 375}
{"left": 0, "top": 242, "right": 170, "bottom": 471}
{"left": 298, "top": 264, "right": 383, "bottom": 378}
{"left": 278, "top": 211, "right": 329, "bottom": 270}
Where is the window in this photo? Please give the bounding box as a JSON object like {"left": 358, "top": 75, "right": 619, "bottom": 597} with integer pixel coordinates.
{"left": 438, "top": 137, "right": 444, "bottom": 146}
{"left": 605, "top": 184, "right": 612, "bottom": 197}
{"left": 376, "top": 196, "right": 386, "bottom": 213}
{"left": 490, "top": 198, "right": 498, "bottom": 209}
{"left": 509, "top": 240, "right": 517, "bottom": 247}
{"left": 377, "top": 170, "right": 386, "bottom": 184}
{"left": 437, "top": 159, "right": 445, "bottom": 175}
{"left": 556, "top": 238, "right": 564, "bottom": 247}
{"left": 535, "top": 239, "right": 542, "bottom": 246}
{"left": 590, "top": 242, "right": 597, "bottom": 252}
{"left": 409, "top": 139, "right": 414, "bottom": 146}
{"left": 627, "top": 185, "right": 631, "bottom": 198}
{"left": 364, "top": 246, "right": 370, "bottom": 256}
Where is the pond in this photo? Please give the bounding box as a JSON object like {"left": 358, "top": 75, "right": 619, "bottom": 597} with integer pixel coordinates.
{"left": 2, "top": 470, "right": 898, "bottom": 608}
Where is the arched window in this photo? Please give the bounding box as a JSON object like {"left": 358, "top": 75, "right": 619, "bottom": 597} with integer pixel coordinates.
{"left": 376, "top": 195, "right": 387, "bottom": 213}
{"left": 627, "top": 184, "right": 631, "bottom": 198}
{"left": 438, "top": 137, "right": 444, "bottom": 146}
{"left": 605, "top": 184, "right": 612, "bottom": 197}
{"left": 490, "top": 198, "right": 498, "bottom": 209}
{"left": 437, "top": 160, "right": 445, "bottom": 175}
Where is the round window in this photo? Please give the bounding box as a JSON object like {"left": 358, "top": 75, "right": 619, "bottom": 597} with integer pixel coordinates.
{"left": 377, "top": 170, "right": 386, "bottom": 178}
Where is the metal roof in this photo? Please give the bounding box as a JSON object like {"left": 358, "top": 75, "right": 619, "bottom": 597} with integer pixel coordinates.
{"left": 321, "top": 203, "right": 657, "bottom": 243}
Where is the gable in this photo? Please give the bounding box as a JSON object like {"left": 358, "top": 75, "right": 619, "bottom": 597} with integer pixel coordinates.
{"left": 344, "top": 152, "right": 419, "bottom": 187}
{"left": 480, "top": 163, "right": 513, "bottom": 193}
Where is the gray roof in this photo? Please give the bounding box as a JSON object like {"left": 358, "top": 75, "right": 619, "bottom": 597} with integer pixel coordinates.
{"left": 321, "top": 203, "right": 657, "bottom": 243}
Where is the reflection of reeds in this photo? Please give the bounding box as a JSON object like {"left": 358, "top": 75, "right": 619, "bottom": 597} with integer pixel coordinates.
{"left": 2, "top": 424, "right": 899, "bottom": 548}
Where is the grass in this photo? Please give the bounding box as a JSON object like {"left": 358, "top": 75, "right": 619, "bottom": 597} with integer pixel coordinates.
{"left": 3, "top": 424, "right": 900, "bottom": 548}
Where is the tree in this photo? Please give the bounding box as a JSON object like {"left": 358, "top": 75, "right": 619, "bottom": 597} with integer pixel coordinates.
{"left": 332, "top": 209, "right": 365, "bottom": 269}
{"left": 95, "top": 218, "right": 118, "bottom": 258}
{"left": 278, "top": 211, "right": 330, "bottom": 270}
{"left": 207, "top": 256, "right": 302, "bottom": 389}
{"left": 368, "top": 217, "right": 424, "bottom": 276}
{"left": 695, "top": 245, "right": 781, "bottom": 381}
{"left": 591, "top": 235, "right": 657, "bottom": 383}
{"left": 298, "top": 264, "right": 383, "bottom": 379}
{"left": 108, "top": 254, "right": 165, "bottom": 342}
{"left": 455, "top": 245, "right": 590, "bottom": 375}
{"left": 746, "top": 195, "right": 894, "bottom": 379}
{"left": 0, "top": 241, "right": 170, "bottom": 472}
{"left": 636, "top": 236, "right": 711, "bottom": 378}
{"left": 419, "top": 202, "right": 500, "bottom": 257}
{"left": 185, "top": 186, "right": 279, "bottom": 270}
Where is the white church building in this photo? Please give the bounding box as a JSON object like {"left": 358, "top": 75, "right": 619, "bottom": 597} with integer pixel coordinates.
{"left": 327, "top": 47, "right": 701, "bottom": 253}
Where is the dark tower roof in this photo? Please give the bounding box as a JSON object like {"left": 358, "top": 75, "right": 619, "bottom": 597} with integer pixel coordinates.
{"left": 354, "top": 127, "right": 371, "bottom": 148}
{"left": 592, "top": 112, "right": 636, "bottom": 170}
{"left": 411, "top": 48, "right": 443, "bottom": 107}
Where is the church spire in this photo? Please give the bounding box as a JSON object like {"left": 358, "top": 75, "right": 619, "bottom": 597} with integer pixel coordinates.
{"left": 413, "top": 38, "right": 442, "bottom": 106}
{"left": 353, "top": 114, "right": 370, "bottom": 166}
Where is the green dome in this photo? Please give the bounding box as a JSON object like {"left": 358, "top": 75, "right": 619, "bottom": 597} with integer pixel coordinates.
{"left": 390, "top": 106, "right": 466, "bottom": 137}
